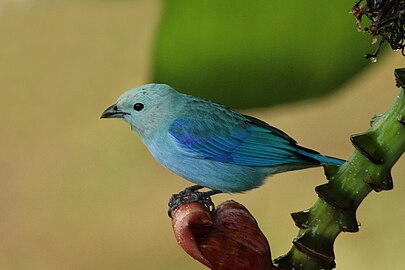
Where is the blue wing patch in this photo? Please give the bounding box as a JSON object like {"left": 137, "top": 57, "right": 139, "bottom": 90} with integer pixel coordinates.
{"left": 168, "top": 116, "right": 319, "bottom": 167}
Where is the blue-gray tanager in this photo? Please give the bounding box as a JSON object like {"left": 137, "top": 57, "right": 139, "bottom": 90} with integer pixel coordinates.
{"left": 101, "top": 84, "right": 344, "bottom": 200}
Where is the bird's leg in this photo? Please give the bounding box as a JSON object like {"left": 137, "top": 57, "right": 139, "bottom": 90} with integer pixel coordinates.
{"left": 198, "top": 189, "right": 222, "bottom": 212}
{"left": 178, "top": 185, "right": 204, "bottom": 196}
{"left": 168, "top": 187, "right": 223, "bottom": 217}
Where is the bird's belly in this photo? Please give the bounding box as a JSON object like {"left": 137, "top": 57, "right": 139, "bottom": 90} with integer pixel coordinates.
{"left": 146, "top": 138, "right": 269, "bottom": 193}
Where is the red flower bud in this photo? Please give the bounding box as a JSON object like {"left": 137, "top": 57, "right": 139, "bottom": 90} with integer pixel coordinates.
{"left": 171, "top": 200, "right": 273, "bottom": 270}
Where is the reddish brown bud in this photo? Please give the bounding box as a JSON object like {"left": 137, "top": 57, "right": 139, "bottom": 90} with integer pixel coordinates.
{"left": 171, "top": 200, "right": 273, "bottom": 270}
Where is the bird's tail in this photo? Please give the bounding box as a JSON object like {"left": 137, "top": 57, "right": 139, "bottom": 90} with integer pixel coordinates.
{"left": 297, "top": 147, "right": 346, "bottom": 166}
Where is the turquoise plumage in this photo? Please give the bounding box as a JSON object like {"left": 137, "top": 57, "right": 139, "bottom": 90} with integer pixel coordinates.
{"left": 101, "top": 83, "right": 344, "bottom": 193}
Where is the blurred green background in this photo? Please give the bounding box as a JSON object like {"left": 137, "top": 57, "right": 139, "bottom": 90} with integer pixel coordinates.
{"left": 0, "top": 0, "right": 404, "bottom": 269}
{"left": 153, "top": 0, "right": 371, "bottom": 108}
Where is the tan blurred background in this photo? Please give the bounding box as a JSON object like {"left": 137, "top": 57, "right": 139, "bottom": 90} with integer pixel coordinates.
{"left": 0, "top": 0, "right": 404, "bottom": 269}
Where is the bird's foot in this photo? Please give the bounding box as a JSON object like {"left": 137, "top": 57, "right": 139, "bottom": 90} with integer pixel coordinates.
{"left": 168, "top": 186, "right": 222, "bottom": 217}
{"left": 177, "top": 185, "right": 204, "bottom": 196}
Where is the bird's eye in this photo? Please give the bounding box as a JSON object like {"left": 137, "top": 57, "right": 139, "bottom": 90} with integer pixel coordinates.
{"left": 133, "top": 103, "right": 144, "bottom": 111}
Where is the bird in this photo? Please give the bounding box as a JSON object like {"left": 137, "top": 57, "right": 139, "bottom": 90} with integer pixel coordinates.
{"left": 101, "top": 83, "right": 345, "bottom": 210}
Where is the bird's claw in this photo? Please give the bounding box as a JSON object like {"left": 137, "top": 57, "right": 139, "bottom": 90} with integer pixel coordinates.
{"left": 168, "top": 190, "right": 215, "bottom": 217}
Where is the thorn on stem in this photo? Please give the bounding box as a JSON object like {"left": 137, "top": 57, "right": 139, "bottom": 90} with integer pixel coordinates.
{"left": 365, "top": 168, "right": 393, "bottom": 192}
{"left": 350, "top": 133, "right": 386, "bottom": 164}
{"left": 291, "top": 210, "right": 311, "bottom": 229}
{"left": 293, "top": 233, "right": 336, "bottom": 267}
{"left": 315, "top": 184, "right": 359, "bottom": 232}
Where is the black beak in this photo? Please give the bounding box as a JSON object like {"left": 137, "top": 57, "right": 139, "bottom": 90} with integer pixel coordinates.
{"left": 100, "top": 104, "right": 129, "bottom": 119}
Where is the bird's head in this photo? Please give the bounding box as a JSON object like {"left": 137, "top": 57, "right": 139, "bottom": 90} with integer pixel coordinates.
{"left": 101, "top": 83, "right": 179, "bottom": 137}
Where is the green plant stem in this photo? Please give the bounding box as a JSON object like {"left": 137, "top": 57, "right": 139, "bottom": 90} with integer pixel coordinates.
{"left": 274, "top": 71, "right": 405, "bottom": 270}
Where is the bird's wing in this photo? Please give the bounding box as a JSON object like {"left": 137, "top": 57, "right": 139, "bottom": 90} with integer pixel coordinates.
{"left": 168, "top": 115, "right": 318, "bottom": 167}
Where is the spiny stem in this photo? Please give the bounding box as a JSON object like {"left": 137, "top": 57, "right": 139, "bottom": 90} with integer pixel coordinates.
{"left": 274, "top": 69, "right": 405, "bottom": 270}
